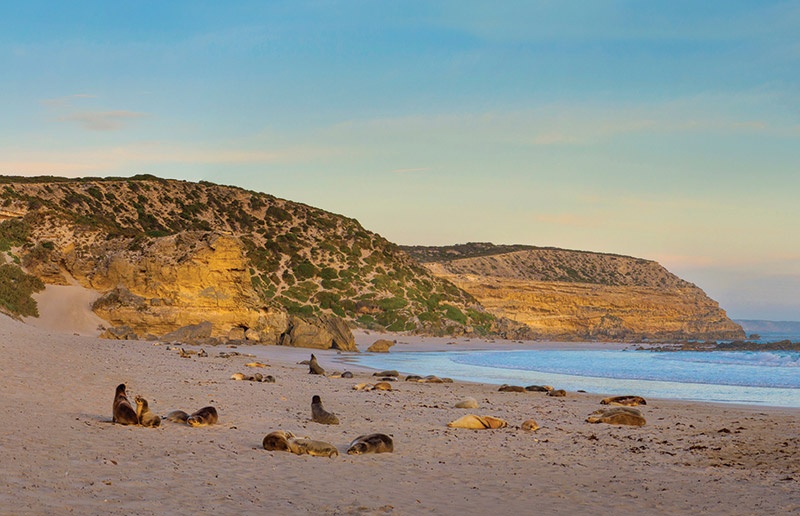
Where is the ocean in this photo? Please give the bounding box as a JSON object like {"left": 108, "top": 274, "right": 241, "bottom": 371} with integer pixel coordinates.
{"left": 351, "top": 347, "right": 800, "bottom": 408}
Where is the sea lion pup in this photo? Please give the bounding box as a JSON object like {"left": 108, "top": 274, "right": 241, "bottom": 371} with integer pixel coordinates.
{"left": 263, "top": 430, "right": 295, "bottom": 452}
{"left": 547, "top": 389, "right": 567, "bottom": 397}
{"left": 134, "top": 395, "right": 161, "bottom": 428}
{"left": 525, "top": 385, "right": 553, "bottom": 392}
{"left": 586, "top": 407, "right": 646, "bottom": 427}
{"left": 112, "top": 384, "right": 138, "bottom": 425}
{"left": 521, "top": 419, "right": 540, "bottom": 432}
{"left": 373, "top": 382, "right": 393, "bottom": 391}
{"left": 165, "top": 410, "right": 190, "bottom": 423}
{"left": 287, "top": 437, "right": 339, "bottom": 458}
{"left": 601, "top": 395, "right": 647, "bottom": 407}
{"left": 447, "top": 414, "right": 508, "bottom": 430}
{"left": 454, "top": 397, "right": 479, "bottom": 409}
{"left": 347, "top": 433, "right": 394, "bottom": 455}
{"left": 308, "top": 354, "right": 325, "bottom": 375}
{"left": 498, "top": 384, "right": 526, "bottom": 393}
{"left": 311, "top": 395, "right": 339, "bottom": 424}
{"left": 186, "top": 406, "right": 219, "bottom": 427}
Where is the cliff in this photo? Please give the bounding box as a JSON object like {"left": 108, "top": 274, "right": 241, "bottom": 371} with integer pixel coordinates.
{"left": 402, "top": 243, "right": 745, "bottom": 342}
{"left": 0, "top": 176, "right": 494, "bottom": 347}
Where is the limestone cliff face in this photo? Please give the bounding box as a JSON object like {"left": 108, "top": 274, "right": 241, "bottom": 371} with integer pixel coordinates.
{"left": 87, "top": 233, "right": 288, "bottom": 342}
{"left": 407, "top": 245, "right": 745, "bottom": 342}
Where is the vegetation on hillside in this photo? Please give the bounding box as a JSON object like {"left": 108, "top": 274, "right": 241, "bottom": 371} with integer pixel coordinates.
{"left": 0, "top": 176, "right": 494, "bottom": 335}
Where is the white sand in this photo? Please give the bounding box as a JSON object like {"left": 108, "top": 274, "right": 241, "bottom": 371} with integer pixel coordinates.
{"left": 0, "top": 314, "right": 797, "bottom": 515}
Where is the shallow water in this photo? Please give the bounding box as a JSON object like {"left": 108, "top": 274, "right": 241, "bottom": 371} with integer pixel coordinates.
{"left": 351, "top": 349, "right": 800, "bottom": 408}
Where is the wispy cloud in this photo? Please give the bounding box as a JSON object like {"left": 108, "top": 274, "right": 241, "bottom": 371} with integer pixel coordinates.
{"left": 58, "top": 110, "right": 147, "bottom": 131}
{"left": 40, "top": 93, "right": 96, "bottom": 107}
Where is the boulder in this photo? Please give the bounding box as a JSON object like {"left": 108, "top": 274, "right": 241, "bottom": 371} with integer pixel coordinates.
{"left": 228, "top": 327, "right": 246, "bottom": 341}
{"left": 162, "top": 321, "right": 213, "bottom": 344}
{"left": 279, "top": 315, "right": 357, "bottom": 352}
{"left": 99, "top": 325, "right": 138, "bottom": 340}
{"left": 367, "top": 339, "right": 395, "bottom": 353}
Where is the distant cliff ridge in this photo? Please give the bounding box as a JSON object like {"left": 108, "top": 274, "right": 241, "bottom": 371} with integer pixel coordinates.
{"left": 402, "top": 243, "right": 745, "bottom": 342}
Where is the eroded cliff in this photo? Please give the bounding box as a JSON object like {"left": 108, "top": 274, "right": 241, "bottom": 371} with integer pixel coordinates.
{"left": 404, "top": 244, "right": 745, "bottom": 342}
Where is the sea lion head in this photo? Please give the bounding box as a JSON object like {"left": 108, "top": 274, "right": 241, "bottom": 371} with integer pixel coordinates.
{"left": 312, "top": 395, "right": 321, "bottom": 404}
{"left": 347, "top": 442, "right": 367, "bottom": 455}
{"left": 115, "top": 384, "right": 128, "bottom": 396}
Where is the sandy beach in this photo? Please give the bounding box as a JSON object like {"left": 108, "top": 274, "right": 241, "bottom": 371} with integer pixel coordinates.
{"left": 1, "top": 314, "right": 798, "bottom": 515}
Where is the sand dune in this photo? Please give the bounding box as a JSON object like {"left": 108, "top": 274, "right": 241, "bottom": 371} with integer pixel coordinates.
{"left": 0, "top": 315, "right": 797, "bottom": 515}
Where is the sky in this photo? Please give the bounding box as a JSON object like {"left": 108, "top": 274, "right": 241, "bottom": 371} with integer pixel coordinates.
{"left": 1, "top": 1, "right": 799, "bottom": 321}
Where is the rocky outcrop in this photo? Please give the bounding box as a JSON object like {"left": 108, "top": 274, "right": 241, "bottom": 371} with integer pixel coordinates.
{"left": 367, "top": 339, "right": 395, "bottom": 353}
{"left": 405, "top": 244, "right": 744, "bottom": 342}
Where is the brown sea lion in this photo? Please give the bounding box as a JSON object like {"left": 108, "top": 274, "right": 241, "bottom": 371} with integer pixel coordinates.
{"left": 341, "top": 371, "right": 354, "bottom": 379}
{"left": 230, "top": 372, "right": 246, "bottom": 381}
{"left": 422, "top": 375, "right": 444, "bottom": 384}
{"left": 287, "top": 437, "right": 339, "bottom": 458}
{"left": 112, "top": 384, "right": 138, "bottom": 425}
{"left": 353, "top": 383, "right": 373, "bottom": 391}
{"left": 454, "top": 397, "right": 479, "bottom": 409}
{"left": 308, "top": 354, "right": 325, "bottom": 375}
{"left": 186, "top": 406, "right": 218, "bottom": 427}
{"left": 405, "top": 375, "right": 423, "bottom": 382}
{"left": 134, "top": 395, "right": 161, "bottom": 428}
{"left": 547, "top": 389, "right": 567, "bottom": 397}
{"left": 373, "top": 370, "right": 399, "bottom": 377}
{"left": 601, "top": 395, "right": 647, "bottom": 407}
{"left": 165, "top": 410, "right": 189, "bottom": 423}
{"left": 498, "top": 384, "right": 526, "bottom": 392}
{"left": 586, "top": 407, "right": 646, "bottom": 426}
{"left": 447, "top": 414, "right": 508, "bottom": 429}
{"left": 347, "top": 433, "right": 394, "bottom": 455}
{"left": 373, "top": 382, "right": 393, "bottom": 391}
{"left": 525, "top": 385, "right": 553, "bottom": 392}
{"left": 311, "top": 395, "right": 339, "bottom": 424}
{"left": 263, "top": 430, "right": 295, "bottom": 452}
{"left": 521, "top": 419, "right": 540, "bottom": 432}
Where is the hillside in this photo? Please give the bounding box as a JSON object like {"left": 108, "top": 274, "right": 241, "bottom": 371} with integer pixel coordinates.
{"left": 0, "top": 176, "right": 499, "bottom": 345}
{"left": 403, "top": 243, "right": 745, "bottom": 342}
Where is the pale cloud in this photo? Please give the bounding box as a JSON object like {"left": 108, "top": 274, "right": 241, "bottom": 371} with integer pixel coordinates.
{"left": 58, "top": 110, "right": 147, "bottom": 131}
{"left": 0, "top": 141, "right": 341, "bottom": 176}
{"left": 40, "top": 93, "right": 96, "bottom": 107}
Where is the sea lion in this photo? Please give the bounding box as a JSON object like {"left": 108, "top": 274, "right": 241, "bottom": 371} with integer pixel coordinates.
{"left": 231, "top": 372, "right": 246, "bottom": 381}
{"left": 264, "top": 375, "right": 276, "bottom": 383}
{"left": 263, "top": 430, "right": 295, "bottom": 452}
{"left": 373, "top": 382, "right": 393, "bottom": 391}
{"left": 341, "top": 371, "right": 353, "bottom": 379}
{"left": 373, "top": 370, "right": 399, "bottom": 377}
{"left": 447, "top": 414, "right": 508, "bottom": 430}
{"left": 308, "top": 354, "right": 325, "bottom": 375}
{"left": 422, "top": 375, "right": 444, "bottom": 384}
{"left": 405, "top": 375, "right": 423, "bottom": 382}
{"left": 498, "top": 384, "right": 526, "bottom": 393}
{"left": 454, "top": 397, "right": 479, "bottom": 409}
{"left": 347, "top": 433, "right": 394, "bottom": 455}
{"left": 601, "top": 395, "right": 647, "bottom": 407}
{"left": 353, "top": 383, "right": 373, "bottom": 391}
{"left": 547, "top": 389, "right": 567, "bottom": 397}
{"left": 586, "top": 407, "right": 646, "bottom": 426}
{"left": 245, "top": 361, "right": 267, "bottom": 368}
{"left": 165, "top": 410, "right": 189, "bottom": 423}
{"left": 186, "top": 406, "right": 218, "bottom": 427}
{"left": 134, "top": 395, "right": 161, "bottom": 428}
{"left": 525, "top": 385, "right": 553, "bottom": 392}
{"left": 521, "top": 419, "right": 540, "bottom": 432}
{"left": 311, "top": 395, "right": 339, "bottom": 424}
{"left": 287, "top": 437, "right": 339, "bottom": 458}
{"left": 112, "top": 384, "right": 138, "bottom": 425}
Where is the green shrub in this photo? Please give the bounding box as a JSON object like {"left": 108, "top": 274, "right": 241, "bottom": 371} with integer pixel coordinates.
{"left": 0, "top": 264, "right": 44, "bottom": 317}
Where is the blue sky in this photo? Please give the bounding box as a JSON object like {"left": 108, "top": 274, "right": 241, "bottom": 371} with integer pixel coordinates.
{"left": 1, "top": 1, "right": 799, "bottom": 320}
